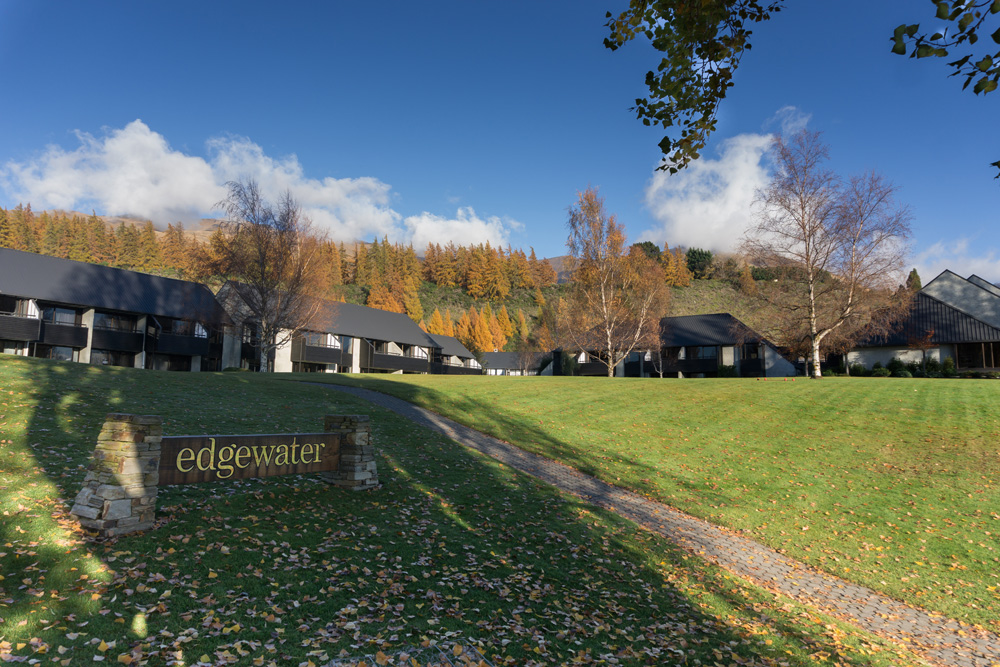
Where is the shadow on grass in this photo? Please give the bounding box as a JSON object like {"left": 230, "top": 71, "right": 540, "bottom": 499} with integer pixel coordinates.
{"left": 0, "top": 359, "right": 917, "bottom": 664}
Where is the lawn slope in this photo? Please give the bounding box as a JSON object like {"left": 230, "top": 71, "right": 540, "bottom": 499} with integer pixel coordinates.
{"left": 0, "top": 356, "right": 924, "bottom": 665}
{"left": 309, "top": 373, "right": 1000, "bottom": 631}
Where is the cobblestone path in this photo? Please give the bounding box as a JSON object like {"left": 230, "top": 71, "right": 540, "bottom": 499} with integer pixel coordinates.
{"left": 319, "top": 384, "right": 1000, "bottom": 667}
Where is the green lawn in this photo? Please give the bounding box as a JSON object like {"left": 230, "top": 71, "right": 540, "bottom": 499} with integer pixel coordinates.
{"left": 0, "top": 356, "right": 923, "bottom": 666}
{"left": 305, "top": 373, "right": 1000, "bottom": 631}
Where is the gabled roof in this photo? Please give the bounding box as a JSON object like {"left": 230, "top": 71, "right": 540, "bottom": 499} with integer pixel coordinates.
{"left": 0, "top": 248, "right": 230, "bottom": 325}
{"left": 861, "top": 291, "right": 1000, "bottom": 346}
{"left": 427, "top": 334, "right": 474, "bottom": 359}
{"left": 310, "top": 300, "right": 439, "bottom": 348}
{"left": 967, "top": 274, "right": 1000, "bottom": 298}
{"left": 660, "top": 313, "right": 762, "bottom": 347}
{"left": 482, "top": 351, "right": 542, "bottom": 370}
{"left": 921, "top": 270, "right": 1000, "bottom": 329}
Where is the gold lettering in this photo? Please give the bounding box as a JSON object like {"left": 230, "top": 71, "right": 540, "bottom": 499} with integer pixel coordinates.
{"left": 217, "top": 445, "right": 235, "bottom": 479}
{"left": 275, "top": 444, "right": 290, "bottom": 466}
{"left": 196, "top": 438, "right": 217, "bottom": 471}
{"left": 290, "top": 438, "right": 300, "bottom": 465}
{"left": 176, "top": 448, "right": 195, "bottom": 472}
{"left": 316, "top": 442, "right": 325, "bottom": 464}
{"left": 300, "top": 442, "right": 314, "bottom": 462}
{"left": 235, "top": 446, "right": 251, "bottom": 469}
{"left": 252, "top": 445, "right": 273, "bottom": 467}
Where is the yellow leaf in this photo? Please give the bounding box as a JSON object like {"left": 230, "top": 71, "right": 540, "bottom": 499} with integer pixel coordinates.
{"left": 453, "top": 645, "right": 463, "bottom": 656}
{"left": 117, "top": 655, "right": 133, "bottom": 664}
{"left": 208, "top": 571, "right": 218, "bottom": 579}
{"left": 375, "top": 651, "right": 389, "bottom": 666}
{"left": 98, "top": 640, "right": 109, "bottom": 652}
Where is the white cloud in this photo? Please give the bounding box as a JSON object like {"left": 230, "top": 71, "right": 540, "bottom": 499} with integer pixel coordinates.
{"left": 767, "top": 105, "right": 812, "bottom": 136}
{"left": 403, "top": 207, "right": 521, "bottom": 250}
{"left": 0, "top": 120, "right": 222, "bottom": 222}
{"left": 641, "top": 132, "right": 773, "bottom": 252}
{"left": 0, "top": 120, "right": 520, "bottom": 247}
{"left": 914, "top": 238, "right": 1000, "bottom": 284}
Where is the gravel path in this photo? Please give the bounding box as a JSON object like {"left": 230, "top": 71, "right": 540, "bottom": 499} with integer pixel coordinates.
{"left": 318, "top": 383, "right": 1000, "bottom": 667}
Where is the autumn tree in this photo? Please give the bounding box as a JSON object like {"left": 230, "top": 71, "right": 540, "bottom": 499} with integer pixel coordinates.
{"left": 563, "top": 187, "right": 671, "bottom": 377}
{"left": 214, "top": 178, "right": 323, "bottom": 372}
{"left": 741, "top": 131, "right": 912, "bottom": 378}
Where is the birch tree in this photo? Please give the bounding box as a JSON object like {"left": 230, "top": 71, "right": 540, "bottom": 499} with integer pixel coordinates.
{"left": 563, "top": 187, "right": 670, "bottom": 377}
{"left": 742, "top": 132, "right": 912, "bottom": 378}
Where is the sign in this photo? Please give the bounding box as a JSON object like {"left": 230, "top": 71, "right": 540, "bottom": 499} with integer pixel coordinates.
{"left": 159, "top": 433, "right": 341, "bottom": 486}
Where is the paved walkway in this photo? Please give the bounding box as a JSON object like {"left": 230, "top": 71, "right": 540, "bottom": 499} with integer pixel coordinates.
{"left": 318, "top": 384, "right": 1000, "bottom": 667}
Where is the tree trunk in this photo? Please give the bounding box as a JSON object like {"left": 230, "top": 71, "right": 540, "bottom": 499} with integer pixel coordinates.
{"left": 811, "top": 338, "right": 823, "bottom": 379}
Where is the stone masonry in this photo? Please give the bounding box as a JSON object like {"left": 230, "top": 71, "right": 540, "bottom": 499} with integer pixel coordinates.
{"left": 70, "top": 413, "right": 162, "bottom": 538}
{"left": 322, "top": 415, "right": 379, "bottom": 490}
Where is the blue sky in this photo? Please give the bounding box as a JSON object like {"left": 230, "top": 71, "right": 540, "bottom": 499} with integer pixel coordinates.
{"left": 0, "top": 1, "right": 997, "bottom": 281}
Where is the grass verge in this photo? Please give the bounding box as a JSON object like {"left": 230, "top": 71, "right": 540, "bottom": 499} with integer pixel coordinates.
{"left": 303, "top": 373, "right": 1000, "bottom": 631}
{"left": 0, "top": 355, "right": 926, "bottom": 665}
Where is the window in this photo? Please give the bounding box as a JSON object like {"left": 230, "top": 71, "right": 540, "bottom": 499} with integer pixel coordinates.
{"left": 742, "top": 344, "right": 761, "bottom": 360}
{"left": 94, "top": 312, "right": 137, "bottom": 332}
{"left": 687, "top": 346, "right": 718, "bottom": 360}
{"left": 409, "top": 346, "right": 428, "bottom": 359}
{"left": 467, "top": 358, "right": 481, "bottom": 369}
{"left": 41, "top": 307, "right": 80, "bottom": 326}
{"left": 35, "top": 345, "right": 77, "bottom": 362}
{"left": 303, "top": 331, "right": 340, "bottom": 348}
{"left": 90, "top": 349, "right": 134, "bottom": 367}
{"left": 148, "top": 353, "right": 192, "bottom": 372}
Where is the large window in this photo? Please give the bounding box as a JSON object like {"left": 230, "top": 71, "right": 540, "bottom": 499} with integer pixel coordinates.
{"left": 90, "top": 349, "right": 134, "bottom": 367}
{"left": 687, "top": 346, "right": 718, "bottom": 360}
{"left": 35, "top": 345, "right": 77, "bottom": 362}
{"left": 41, "top": 306, "right": 80, "bottom": 326}
{"left": 303, "top": 331, "right": 340, "bottom": 348}
{"left": 93, "top": 312, "right": 137, "bottom": 332}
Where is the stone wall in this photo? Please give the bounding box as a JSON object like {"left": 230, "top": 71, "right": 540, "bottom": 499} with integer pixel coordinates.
{"left": 322, "top": 415, "right": 379, "bottom": 491}
{"left": 70, "top": 413, "right": 379, "bottom": 538}
{"left": 70, "top": 414, "right": 162, "bottom": 538}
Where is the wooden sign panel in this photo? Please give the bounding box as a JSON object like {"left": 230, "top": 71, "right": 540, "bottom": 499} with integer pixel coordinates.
{"left": 159, "top": 433, "right": 341, "bottom": 486}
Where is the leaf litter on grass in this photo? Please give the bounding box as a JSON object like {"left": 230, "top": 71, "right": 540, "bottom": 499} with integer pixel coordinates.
{"left": 0, "top": 357, "right": 930, "bottom": 665}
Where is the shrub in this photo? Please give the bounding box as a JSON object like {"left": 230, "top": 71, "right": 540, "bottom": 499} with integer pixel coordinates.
{"left": 942, "top": 357, "right": 957, "bottom": 376}
{"left": 886, "top": 357, "right": 906, "bottom": 374}
{"left": 892, "top": 369, "right": 913, "bottom": 378}
{"left": 871, "top": 367, "right": 892, "bottom": 377}
{"left": 717, "top": 364, "right": 738, "bottom": 378}
{"left": 848, "top": 363, "right": 867, "bottom": 377}
{"left": 925, "top": 357, "right": 942, "bottom": 374}
{"left": 905, "top": 360, "right": 922, "bottom": 375}
{"left": 872, "top": 361, "right": 884, "bottom": 371}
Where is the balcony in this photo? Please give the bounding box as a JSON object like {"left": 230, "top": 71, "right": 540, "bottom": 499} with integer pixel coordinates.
{"left": 291, "top": 338, "right": 348, "bottom": 366}
{"left": 154, "top": 333, "right": 210, "bottom": 357}
{"left": 39, "top": 322, "right": 88, "bottom": 348}
{"left": 738, "top": 358, "right": 766, "bottom": 377}
{"left": 91, "top": 328, "right": 144, "bottom": 353}
{"left": 0, "top": 313, "right": 41, "bottom": 342}
{"left": 430, "top": 361, "right": 482, "bottom": 375}
{"left": 370, "top": 352, "right": 431, "bottom": 373}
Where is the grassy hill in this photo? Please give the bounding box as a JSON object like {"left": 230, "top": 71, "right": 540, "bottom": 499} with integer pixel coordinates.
{"left": 310, "top": 372, "right": 1000, "bottom": 631}
{"left": 0, "top": 356, "right": 924, "bottom": 665}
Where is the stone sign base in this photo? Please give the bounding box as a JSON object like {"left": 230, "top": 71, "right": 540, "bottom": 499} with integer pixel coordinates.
{"left": 71, "top": 413, "right": 379, "bottom": 538}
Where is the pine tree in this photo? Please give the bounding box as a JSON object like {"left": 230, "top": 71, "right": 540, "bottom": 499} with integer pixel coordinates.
{"left": 353, "top": 243, "right": 370, "bottom": 286}
{"left": 442, "top": 309, "right": 455, "bottom": 337}
{"left": 137, "top": 222, "right": 163, "bottom": 271}
{"left": 471, "top": 311, "right": 495, "bottom": 353}
{"left": 489, "top": 312, "right": 507, "bottom": 351}
{"left": 455, "top": 310, "right": 473, "bottom": 350}
{"left": 0, "top": 208, "right": 10, "bottom": 248}
{"left": 114, "top": 224, "right": 141, "bottom": 269}
{"left": 516, "top": 309, "right": 530, "bottom": 340}
{"left": 366, "top": 282, "right": 404, "bottom": 313}
{"left": 496, "top": 305, "right": 514, "bottom": 338}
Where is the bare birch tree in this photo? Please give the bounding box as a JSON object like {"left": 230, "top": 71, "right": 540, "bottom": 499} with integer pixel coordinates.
{"left": 215, "top": 179, "right": 322, "bottom": 372}
{"left": 742, "top": 132, "right": 912, "bottom": 378}
{"left": 563, "top": 187, "right": 670, "bottom": 377}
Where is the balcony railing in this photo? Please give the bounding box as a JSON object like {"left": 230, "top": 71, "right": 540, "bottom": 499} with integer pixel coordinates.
{"left": 0, "top": 313, "right": 42, "bottom": 342}
{"left": 91, "top": 328, "right": 144, "bottom": 353}
{"left": 291, "top": 338, "right": 347, "bottom": 366}
{"left": 370, "top": 352, "right": 431, "bottom": 373}
{"left": 39, "top": 322, "right": 88, "bottom": 348}
{"left": 155, "top": 333, "right": 210, "bottom": 357}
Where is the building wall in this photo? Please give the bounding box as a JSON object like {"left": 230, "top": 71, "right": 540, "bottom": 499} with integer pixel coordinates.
{"left": 764, "top": 347, "right": 797, "bottom": 377}
{"left": 847, "top": 345, "right": 953, "bottom": 369}
{"left": 923, "top": 272, "right": 1000, "bottom": 329}
{"left": 274, "top": 332, "right": 293, "bottom": 373}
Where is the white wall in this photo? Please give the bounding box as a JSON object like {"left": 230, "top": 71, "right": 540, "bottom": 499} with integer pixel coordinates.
{"left": 273, "top": 331, "right": 293, "bottom": 373}
{"left": 848, "top": 346, "right": 952, "bottom": 369}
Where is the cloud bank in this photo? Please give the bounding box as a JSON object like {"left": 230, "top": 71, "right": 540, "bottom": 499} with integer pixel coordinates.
{"left": 913, "top": 238, "right": 1000, "bottom": 285}
{"left": 0, "top": 120, "right": 518, "bottom": 247}
{"left": 639, "top": 106, "right": 813, "bottom": 253}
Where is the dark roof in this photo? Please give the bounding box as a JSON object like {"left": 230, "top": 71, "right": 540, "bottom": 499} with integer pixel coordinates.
{"left": 0, "top": 248, "right": 230, "bottom": 324}
{"left": 427, "top": 334, "right": 474, "bottom": 359}
{"left": 310, "top": 300, "right": 439, "bottom": 347}
{"left": 660, "top": 313, "right": 761, "bottom": 347}
{"left": 862, "top": 292, "right": 1000, "bottom": 346}
{"left": 481, "top": 351, "right": 542, "bottom": 370}
{"left": 967, "top": 275, "right": 1000, "bottom": 298}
